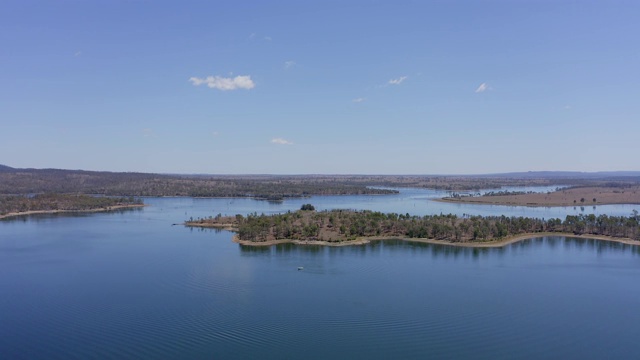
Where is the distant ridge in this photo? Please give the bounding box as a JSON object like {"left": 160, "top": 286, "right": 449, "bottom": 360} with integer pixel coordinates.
{"left": 1, "top": 166, "right": 639, "bottom": 178}
{"left": 481, "top": 171, "right": 640, "bottom": 179}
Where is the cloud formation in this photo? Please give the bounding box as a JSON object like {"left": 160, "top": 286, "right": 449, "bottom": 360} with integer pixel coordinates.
{"left": 388, "top": 76, "right": 408, "bottom": 85}
{"left": 475, "top": 83, "right": 491, "bottom": 93}
{"left": 142, "top": 128, "right": 155, "bottom": 138}
{"left": 249, "top": 33, "right": 272, "bottom": 42}
{"left": 189, "top": 75, "right": 255, "bottom": 91}
{"left": 352, "top": 97, "right": 366, "bottom": 103}
{"left": 271, "top": 137, "right": 293, "bottom": 145}
{"left": 284, "top": 61, "right": 296, "bottom": 69}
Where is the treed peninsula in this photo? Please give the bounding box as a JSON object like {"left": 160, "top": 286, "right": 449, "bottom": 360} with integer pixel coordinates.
{"left": 440, "top": 185, "right": 640, "bottom": 207}
{"left": 0, "top": 194, "right": 144, "bottom": 219}
{"left": 185, "top": 205, "right": 640, "bottom": 247}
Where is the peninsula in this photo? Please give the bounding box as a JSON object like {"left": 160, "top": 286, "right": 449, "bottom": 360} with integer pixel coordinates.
{"left": 0, "top": 194, "right": 144, "bottom": 219}
{"left": 185, "top": 205, "right": 640, "bottom": 247}
{"left": 440, "top": 185, "right": 640, "bottom": 207}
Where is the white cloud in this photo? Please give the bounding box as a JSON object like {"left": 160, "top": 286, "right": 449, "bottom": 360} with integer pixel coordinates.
{"left": 189, "top": 75, "right": 255, "bottom": 91}
{"left": 271, "top": 137, "right": 293, "bottom": 145}
{"left": 475, "top": 82, "right": 491, "bottom": 93}
{"left": 212, "top": 131, "right": 220, "bottom": 137}
{"left": 352, "top": 97, "right": 366, "bottom": 103}
{"left": 564, "top": 105, "right": 572, "bottom": 110}
{"left": 388, "top": 76, "right": 408, "bottom": 85}
{"left": 142, "top": 128, "right": 155, "bottom": 138}
{"left": 74, "top": 50, "right": 82, "bottom": 57}
{"left": 284, "top": 60, "right": 296, "bottom": 69}
{"left": 249, "top": 33, "right": 272, "bottom": 42}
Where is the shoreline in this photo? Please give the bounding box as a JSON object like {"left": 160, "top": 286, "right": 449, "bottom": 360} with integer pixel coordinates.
{"left": 227, "top": 232, "right": 640, "bottom": 248}
{"left": 435, "top": 197, "right": 640, "bottom": 207}
{"left": 0, "top": 204, "right": 146, "bottom": 220}
{"left": 186, "top": 222, "right": 237, "bottom": 231}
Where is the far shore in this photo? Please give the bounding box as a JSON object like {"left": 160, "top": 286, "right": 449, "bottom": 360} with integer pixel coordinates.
{"left": 227, "top": 232, "right": 640, "bottom": 248}
{"left": 0, "top": 204, "right": 145, "bottom": 220}
{"left": 437, "top": 186, "right": 640, "bottom": 207}
{"left": 436, "top": 197, "right": 640, "bottom": 207}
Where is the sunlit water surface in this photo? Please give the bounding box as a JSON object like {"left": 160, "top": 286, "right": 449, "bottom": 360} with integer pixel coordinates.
{"left": 1, "top": 189, "right": 639, "bottom": 359}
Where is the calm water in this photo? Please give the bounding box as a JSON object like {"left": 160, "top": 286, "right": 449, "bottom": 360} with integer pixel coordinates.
{"left": 1, "top": 190, "right": 640, "bottom": 359}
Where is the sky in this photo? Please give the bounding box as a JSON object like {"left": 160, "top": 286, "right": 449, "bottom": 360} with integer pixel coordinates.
{"left": 1, "top": 0, "right": 639, "bottom": 174}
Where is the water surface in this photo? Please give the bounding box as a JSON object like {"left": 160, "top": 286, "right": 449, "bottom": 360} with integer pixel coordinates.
{"left": 1, "top": 192, "right": 639, "bottom": 359}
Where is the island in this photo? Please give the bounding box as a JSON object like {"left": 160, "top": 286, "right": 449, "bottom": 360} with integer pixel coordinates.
{"left": 185, "top": 204, "right": 640, "bottom": 247}
{"left": 0, "top": 194, "right": 144, "bottom": 219}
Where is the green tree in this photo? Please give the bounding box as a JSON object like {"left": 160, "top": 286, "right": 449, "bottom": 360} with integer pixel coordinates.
{"left": 300, "top": 204, "right": 315, "bottom": 211}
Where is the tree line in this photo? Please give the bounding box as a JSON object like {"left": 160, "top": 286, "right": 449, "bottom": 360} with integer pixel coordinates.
{"left": 0, "top": 194, "right": 143, "bottom": 216}
{"left": 0, "top": 168, "right": 397, "bottom": 198}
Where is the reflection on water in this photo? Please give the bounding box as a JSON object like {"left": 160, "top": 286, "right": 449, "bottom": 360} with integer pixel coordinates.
{"left": 238, "top": 244, "right": 271, "bottom": 255}
{"left": 564, "top": 236, "right": 640, "bottom": 255}
{"left": 238, "top": 236, "right": 640, "bottom": 259}
{"left": 187, "top": 226, "right": 227, "bottom": 234}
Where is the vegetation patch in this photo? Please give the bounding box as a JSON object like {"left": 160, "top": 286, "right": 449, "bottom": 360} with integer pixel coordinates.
{"left": 441, "top": 186, "right": 640, "bottom": 207}
{"left": 0, "top": 194, "right": 143, "bottom": 218}
{"left": 0, "top": 168, "right": 399, "bottom": 198}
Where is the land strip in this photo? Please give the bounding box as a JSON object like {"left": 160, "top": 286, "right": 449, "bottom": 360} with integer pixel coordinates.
{"left": 0, "top": 194, "right": 144, "bottom": 219}
{"left": 0, "top": 168, "right": 400, "bottom": 198}
{"left": 0, "top": 204, "right": 145, "bottom": 220}
{"left": 440, "top": 186, "right": 640, "bottom": 207}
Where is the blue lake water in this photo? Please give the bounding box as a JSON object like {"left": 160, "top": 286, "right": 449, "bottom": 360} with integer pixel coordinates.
{"left": 1, "top": 189, "right": 640, "bottom": 359}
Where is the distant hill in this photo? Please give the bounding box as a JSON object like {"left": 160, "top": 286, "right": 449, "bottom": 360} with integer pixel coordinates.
{"left": 0, "top": 166, "right": 397, "bottom": 197}
{"left": 1, "top": 166, "right": 639, "bottom": 196}
{"left": 477, "top": 171, "right": 640, "bottom": 179}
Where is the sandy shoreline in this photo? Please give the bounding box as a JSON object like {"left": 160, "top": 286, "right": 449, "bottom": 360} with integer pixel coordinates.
{"left": 0, "top": 204, "right": 145, "bottom": 220}
{"left": 185, "top": 222, "right": 237, "bottom": 231}
{"left": 436, "top": 197, "right": 640, "bottom": 207}
{"left": 227, "top": 232, "right": 640, "bottom": 248}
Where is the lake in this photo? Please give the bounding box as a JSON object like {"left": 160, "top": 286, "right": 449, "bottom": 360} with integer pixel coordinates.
{"left": 2, "top": 189, "right": 640, "bottom": 359}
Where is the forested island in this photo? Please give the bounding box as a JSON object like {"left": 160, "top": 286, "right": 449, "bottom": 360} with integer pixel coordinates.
{"left": 185, "top": 206, "right": 640, "bottom": 246}
{"left": 0, "top": 194, "right": 144, "bottom": 219}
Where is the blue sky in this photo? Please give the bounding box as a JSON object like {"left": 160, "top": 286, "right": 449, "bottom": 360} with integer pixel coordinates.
{"left": 1, "top": 0, "right": 638, "bottom": 174}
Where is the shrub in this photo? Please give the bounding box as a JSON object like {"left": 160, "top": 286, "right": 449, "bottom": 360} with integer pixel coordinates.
{"left": 300, "top": 204, "right": 315, "bottom": 211}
